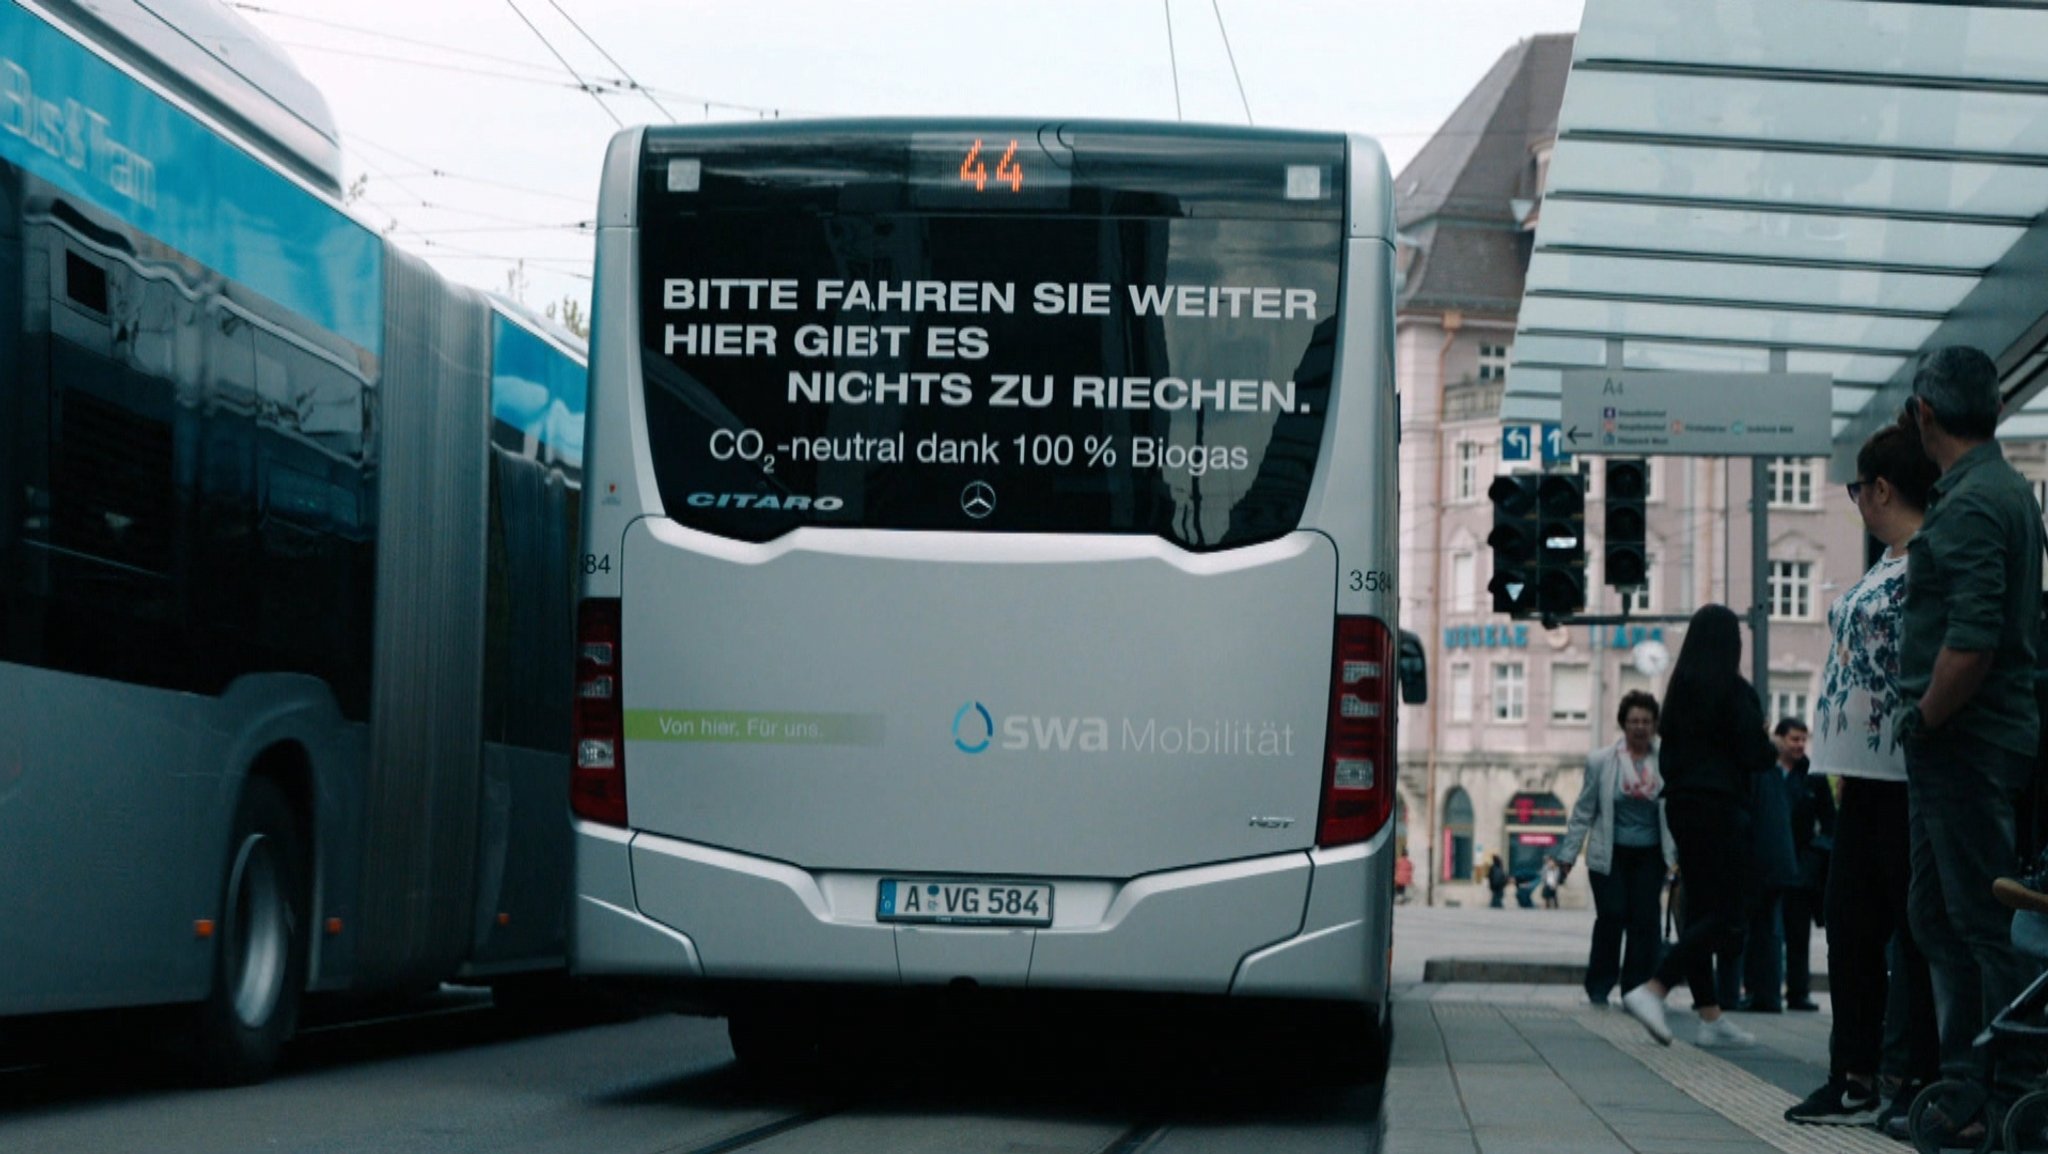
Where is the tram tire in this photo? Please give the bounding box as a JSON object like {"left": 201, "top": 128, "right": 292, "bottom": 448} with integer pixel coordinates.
{"left": 191, "top": 778, "right": 308, "bottom": 1086}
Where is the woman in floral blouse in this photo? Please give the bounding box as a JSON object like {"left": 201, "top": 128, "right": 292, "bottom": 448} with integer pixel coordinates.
{"left": 1784, "top": 424, "right": 1941, "bottom": 1129}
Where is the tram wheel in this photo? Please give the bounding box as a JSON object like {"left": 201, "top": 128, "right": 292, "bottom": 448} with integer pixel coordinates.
{"left": 191, "top": 778, "right": 307, "bottom": 1085}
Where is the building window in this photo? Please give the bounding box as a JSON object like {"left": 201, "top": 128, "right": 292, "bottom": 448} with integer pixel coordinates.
{"left": 1454, "top": 440, "right": 1483, "bottom": 502}
{"left": 1450, "top": 661, "right": 1474, "bottom": 723}
{"left": 1451, "top": 551, "right": 1476, "bottom": 613}
{"left": 1443, "top": 787, "right": 1475, "bottom": 882}
{"left": 1551, "top": 663, "right": 1590, "bottom": 724}
{"left": 1770, "top": 560, "right": 1815, "bottom": 621}
{"left": 1768, "top": 457, "right": 1821, "bottom": 509}
{"left": 1770, "top": 676, "right": 1812, "bottom": 728}
{"left": 1492, "top": 661, "right": 1526, "bottom": 722}
{"left": 1618, "top": 551, "right": 1656, "bottom": 614}
{"left": 1477, "top": 342, "right": 1511, "bottom": 383}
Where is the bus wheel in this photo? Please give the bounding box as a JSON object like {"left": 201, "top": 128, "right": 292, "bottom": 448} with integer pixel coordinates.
{"left": 192, "top": 779, "right": 307, "bottom": 1085}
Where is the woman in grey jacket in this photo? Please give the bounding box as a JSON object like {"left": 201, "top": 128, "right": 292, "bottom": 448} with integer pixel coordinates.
{"left": 1554, "top": 690, "right": 1676, "bottom": 1007}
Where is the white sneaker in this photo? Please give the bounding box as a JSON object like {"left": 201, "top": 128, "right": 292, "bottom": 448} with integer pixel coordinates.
{"left": 1621, "top": 985, "right": 1672, "bottom": 1046}
{"left": 1696, "top": 1016, "right": 1756, "bottom": 1049}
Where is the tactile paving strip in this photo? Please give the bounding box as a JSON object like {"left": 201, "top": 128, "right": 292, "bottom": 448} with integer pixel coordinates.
{"left": 1575, "top": 1007, "right": 1904, "bottom": 1154}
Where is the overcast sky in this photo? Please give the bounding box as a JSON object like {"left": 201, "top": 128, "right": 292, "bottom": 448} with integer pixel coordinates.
{"left": 243, "top": 0, "right": 1583, "bottom": 324}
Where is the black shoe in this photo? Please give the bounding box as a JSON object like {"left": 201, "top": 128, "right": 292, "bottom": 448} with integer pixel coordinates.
{"left": 1786, "top": 998, "right": 1820, "bottom": 1012}
{"left": 1734, "top": 999, "right": 1783, "bottom": 1014}
{"left": 1784, "top": 1078, "right": 1882, "bottom": 1126}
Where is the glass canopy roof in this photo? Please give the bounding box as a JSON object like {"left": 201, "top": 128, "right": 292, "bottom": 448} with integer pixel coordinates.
{"left": 1503, "top": 0, "right": 2048, "bottom": 450}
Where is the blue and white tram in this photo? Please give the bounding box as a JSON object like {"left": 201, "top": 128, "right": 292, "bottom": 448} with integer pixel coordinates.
{"left": 0, "top": 0, "right": 586, "bottom": 1081}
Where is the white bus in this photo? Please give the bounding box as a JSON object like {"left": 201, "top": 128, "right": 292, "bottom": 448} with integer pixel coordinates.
{"left": 1, "top": 0, "right": 586, "bottom": 1081}
{"left": 571, "top": 120, "right": 1406, "bottom": 1072}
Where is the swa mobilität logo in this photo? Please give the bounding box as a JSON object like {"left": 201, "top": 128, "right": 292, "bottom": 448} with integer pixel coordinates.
{"left": 952, "top": 702, "right": 994, "bottom": 754}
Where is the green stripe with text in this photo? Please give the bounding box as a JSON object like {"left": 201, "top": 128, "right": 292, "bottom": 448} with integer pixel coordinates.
{"left": 624, "top": 710, "right": 885, "bottom": 746}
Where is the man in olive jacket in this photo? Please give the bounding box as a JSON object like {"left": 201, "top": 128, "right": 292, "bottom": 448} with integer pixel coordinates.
{"left": 1892, "top": 346, "right": 2045, "bottom": 1122}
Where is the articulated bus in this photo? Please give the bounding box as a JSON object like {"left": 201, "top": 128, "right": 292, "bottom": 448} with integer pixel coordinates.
{"left": 0, "top": 0, "right": 585, "bottom": 1080}
{"left": 572, "top": 120, "right": 1405, "bottom": 1071}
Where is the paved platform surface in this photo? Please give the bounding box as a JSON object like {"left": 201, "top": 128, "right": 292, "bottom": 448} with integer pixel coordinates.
{"left": 1388, "top": 905, "right": 1883, "bottom": 1154}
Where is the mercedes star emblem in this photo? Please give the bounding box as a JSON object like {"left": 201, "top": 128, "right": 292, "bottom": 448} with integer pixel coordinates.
{"left": 961, "top": 480, "right": 997, "bottom": 519}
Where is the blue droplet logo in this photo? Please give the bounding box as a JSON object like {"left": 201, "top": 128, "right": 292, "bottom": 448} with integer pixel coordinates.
{"left": 953, "top": 701, "right": 994, "bottom": 754}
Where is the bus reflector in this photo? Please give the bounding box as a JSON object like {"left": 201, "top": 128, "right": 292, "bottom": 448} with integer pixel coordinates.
{"left": 1318, "top": 617, "right": 1396, "bottom": 847}
{"left": 572, "top": 598, "right": 628, "bottom": 826}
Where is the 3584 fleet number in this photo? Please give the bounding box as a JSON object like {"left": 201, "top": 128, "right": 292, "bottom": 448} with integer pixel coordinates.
{"left": 1350, "top": 569, "right": 1392, "bottom": 593}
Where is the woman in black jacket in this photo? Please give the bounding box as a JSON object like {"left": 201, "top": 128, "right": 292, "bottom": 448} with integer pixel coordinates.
{"left": 1621, "top": 604, "right": 1779, "bottom": 1049}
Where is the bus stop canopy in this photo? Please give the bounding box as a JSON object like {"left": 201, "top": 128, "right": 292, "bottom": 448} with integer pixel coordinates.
{"left": 1502, "top": 0, "right": 2048, "bottom": 455}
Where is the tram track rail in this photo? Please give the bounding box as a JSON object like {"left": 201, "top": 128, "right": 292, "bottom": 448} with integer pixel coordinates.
{"left": 662, "top": 1105, "right": 847, "bottom": 1154}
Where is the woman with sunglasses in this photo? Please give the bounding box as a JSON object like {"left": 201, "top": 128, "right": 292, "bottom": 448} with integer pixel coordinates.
{"left": 1783, "top": 423, "right": 1940, "bottom": 1130}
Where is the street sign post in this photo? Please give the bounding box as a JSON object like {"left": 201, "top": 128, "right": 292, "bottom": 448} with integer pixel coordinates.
{"left": 1559, "top": 370, "right": 1833, "bottom": 457}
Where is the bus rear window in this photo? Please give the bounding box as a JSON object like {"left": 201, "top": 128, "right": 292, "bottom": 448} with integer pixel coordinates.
{"left": 635, "top": 127, "right": 1345, "bottom": 552}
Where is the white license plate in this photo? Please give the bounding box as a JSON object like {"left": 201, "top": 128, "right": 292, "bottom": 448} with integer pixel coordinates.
{"left": 877, "top": 879, "right": 1053, "bottom": 927}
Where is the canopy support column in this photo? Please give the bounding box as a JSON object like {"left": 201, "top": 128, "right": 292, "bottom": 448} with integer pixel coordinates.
{"left": 1750, "top": 348, "right": 1787, "bottom": 712}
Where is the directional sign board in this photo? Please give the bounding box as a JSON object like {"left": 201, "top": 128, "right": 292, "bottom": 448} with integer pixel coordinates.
{"left": 1502, "top": 424, "right": 1533, "bottom": 463}
{"left": 1561, "top": 370, "right": 1833, "bottom": 457}
{"left": 1539, "top": 421, "right": 1570, "bottom": 466}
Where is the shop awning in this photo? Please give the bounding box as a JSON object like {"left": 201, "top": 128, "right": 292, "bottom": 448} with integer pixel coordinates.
{"left": 1502, "top": 0, "right": 2048, "bottom": 453}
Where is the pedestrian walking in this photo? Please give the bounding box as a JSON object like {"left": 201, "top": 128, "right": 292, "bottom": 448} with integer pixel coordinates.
{"left": 1395, "top": 852, "right": 1414, "bottom": 905}
{"left": 1553, "top": 690, "right": 1676, "bottom": 1007}
{"left": 1620, "top": 604, "right": 1778, "bottom": 1050}
{"left": 1487, "top": 854, "right": 1508, "bottom": 909}
{"left": 1785, "top": 422, "right": 1941, "bottom": 1130}
{"left": 1891, "top": 346, "right": 2045, "bottom": 1145}
{"left": 1540, "top": 859, "right": 1560, "bottom": 910}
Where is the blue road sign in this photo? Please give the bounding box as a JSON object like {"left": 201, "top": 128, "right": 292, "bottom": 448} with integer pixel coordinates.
{"left": 1540, "top": 421, "right": 1572, "bottom": 465}
{"left": 1502, "top": 425, "right": 1533, "bottom": 463}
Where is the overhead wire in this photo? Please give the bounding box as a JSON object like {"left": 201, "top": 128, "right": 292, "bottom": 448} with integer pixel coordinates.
{"left": 228, "top": 4, "right": 565, "bottom": 77}
{"left": 240, "top": 5, "right": 800, "bottom": 117}
{"left": 500, "top": 0, "right": 624, "bottom": 128}
{"left": 346, "top": 134, "right": 590, "bottom": 204}
{"left": 1161, "top": 0, "right": 1182, "bottom": 121}
{"left": 266, "top": 41, "right": 596, "bottom": 89}
{"left": 545, "top": 0, "right": 676, "bottom": 122}
{"left": 404, "top": 222, "right": 595, "bottom": 236}
{"left": 1210, "top": 0, "right": 1254, "bottom": 126}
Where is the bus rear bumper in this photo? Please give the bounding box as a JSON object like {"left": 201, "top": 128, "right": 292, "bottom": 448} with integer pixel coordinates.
{"left": 569, "top": 819, "right": 1391, "bottom": 1009}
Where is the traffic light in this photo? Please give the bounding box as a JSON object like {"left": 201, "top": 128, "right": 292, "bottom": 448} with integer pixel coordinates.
{"left": 1486, "top": 474, "right": 1541, "bottom": 617}
{"left": 1604, "top": 458, "right": 1649, "bottom": 591}
{"left": 1537, "top": 471, "right": 1586, "bottom": 617}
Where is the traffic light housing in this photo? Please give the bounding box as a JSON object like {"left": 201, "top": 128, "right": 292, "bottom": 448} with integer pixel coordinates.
{"left": 1537, "top": 472, "right": 1587, "bottom": 616}
{"left": 1486, "top": 474, "right": 1541, "bottom": 617}
{"left": 1604, "top": 458, "right": 1649, "bottom": 591}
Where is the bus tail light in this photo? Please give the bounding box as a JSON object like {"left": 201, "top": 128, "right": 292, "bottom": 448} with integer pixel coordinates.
{"left": 572, "top": 598, "right": 628, "bottom": 826}
{"left": 1317, "top": 616, "right": 1396, "bottom": 847}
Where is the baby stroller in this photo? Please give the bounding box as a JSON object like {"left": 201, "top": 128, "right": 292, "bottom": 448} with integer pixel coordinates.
{"left": 1907, "top": 883, "right": 2048, "bottom": 1153}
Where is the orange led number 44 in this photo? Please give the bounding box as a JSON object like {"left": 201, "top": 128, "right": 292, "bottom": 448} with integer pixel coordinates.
{"left": 959, "top": 139, "right": 1025, "bottom": 192}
